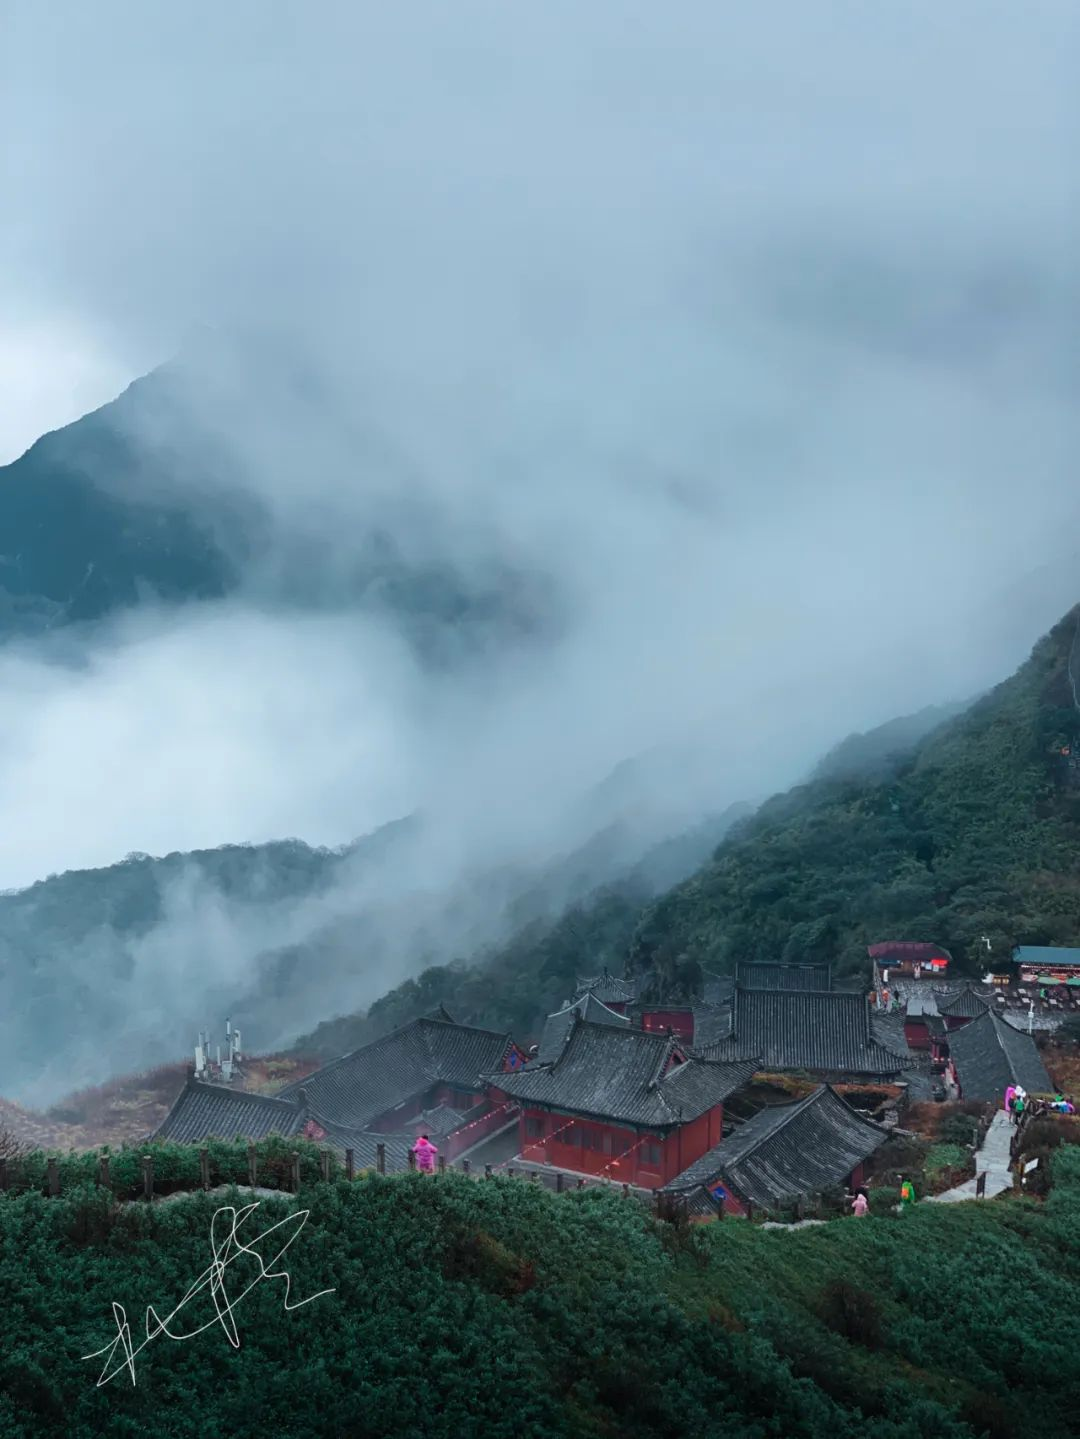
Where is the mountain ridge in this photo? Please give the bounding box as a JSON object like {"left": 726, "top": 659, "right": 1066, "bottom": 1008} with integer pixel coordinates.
{"left": 0, "top": 355, "right": 557, "bottom": 663}
{"left": 313, "top": 604, "right": 1080, "bottom": 1047}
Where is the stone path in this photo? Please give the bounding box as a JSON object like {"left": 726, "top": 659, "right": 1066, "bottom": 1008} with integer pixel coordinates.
{"left": 760, "top": 1219, "right": 826, "bottom": 1230}
{"left": 928, "top": 1110, "right": 1014, "bottom": 1204}
{"left": 159, "top": 1183, "right": 286, "bottom": 1206}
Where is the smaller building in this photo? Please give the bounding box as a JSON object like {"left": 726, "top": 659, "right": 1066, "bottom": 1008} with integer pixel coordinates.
{"left": 660, "top": 1084, "right": 891, "bottom": 1217}
{"left": 573, "top": 970, "right": 639, "bottom": 1014}
{"left": 536, "top": 992, "right": 630, "bottom": 1064}
{"left": 1013, "top": 945, "right": 1080, "bottom": 987}
{"left": 870, "top": 942, "right": 951, "bottom": 992}
{"left": 948, "top": 1008, "right": 1053, "bottom": 1101}
{"left": 896, "top": 993, "right": 949, "bottom": 1057}
{"left": 153, "top": 1072, "right": 413, "bottom": 1169}
{"left": 935, "top": 985, "right": 990, "bottom": 1029}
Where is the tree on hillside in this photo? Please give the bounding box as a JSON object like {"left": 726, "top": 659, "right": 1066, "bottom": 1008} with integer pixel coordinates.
{"left": 0, "top": 1124, "right": 23, "bottom": 1161}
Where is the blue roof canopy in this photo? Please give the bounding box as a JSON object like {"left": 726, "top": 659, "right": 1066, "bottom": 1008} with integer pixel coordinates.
{"left": 1013, "top": 946, "right": 1080, "bottom": 968}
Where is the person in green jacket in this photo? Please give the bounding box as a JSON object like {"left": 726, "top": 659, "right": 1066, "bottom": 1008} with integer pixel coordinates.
{"left": 900, "top": 1177, "right": 916, "bottom": 1210}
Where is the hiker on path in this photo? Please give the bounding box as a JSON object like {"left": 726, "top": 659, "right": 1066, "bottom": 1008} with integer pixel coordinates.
{"left": 1012, "top": 1091, "right": 1026, "bottom": 1126}
{"left": 1004, "top": 1084, "right": 1017, "bottom": 1115}
{"left": 412, "top": 1134, "right": 438, "bottom": 1174}
{"left": 850, "top": 1189, "right": 869, "bottom": 1218}
{"left": 899, "top": 1177, "right": 916, "bottom": 1211}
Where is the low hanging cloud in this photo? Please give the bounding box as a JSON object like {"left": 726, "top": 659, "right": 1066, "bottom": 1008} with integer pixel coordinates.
{"left": 0, "top": 1, "right": 1077, "bottom": 1098}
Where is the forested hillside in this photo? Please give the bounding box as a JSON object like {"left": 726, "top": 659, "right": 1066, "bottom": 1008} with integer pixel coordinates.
{"left": 319, "top": 607, "right": 1080, "bottom": 1047}
{"left": 4, "top": 1145, "right": 1080, "bottom": 1437}
{"left": 0, "top": 789, "right": 740, "bottom": 1101}
{"left": 290, "top": 812, "right": 741, "bottom": 1058}
{"left": 628, "top": 606, "right": 1080, "bottom": 990}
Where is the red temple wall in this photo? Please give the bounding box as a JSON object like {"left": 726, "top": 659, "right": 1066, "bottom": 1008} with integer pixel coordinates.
{"left": 660, "top": 1106, "right": 724, "bottom": 1184}
{"left": 903, "top": 1020, "right": 930, "bottom": 1051}
{"left": 641, "top": 1009, "right": 695, "bottom": 1043}
{"left": 518, "top": 1103, "right": 724, "bottom": 1189}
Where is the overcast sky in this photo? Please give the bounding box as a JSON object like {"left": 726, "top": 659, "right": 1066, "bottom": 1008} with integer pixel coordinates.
{"left": 0, "top": 0, "right": 1078, "bottom": 891}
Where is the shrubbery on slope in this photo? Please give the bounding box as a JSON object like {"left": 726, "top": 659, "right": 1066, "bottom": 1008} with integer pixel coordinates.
{"left": 4, "top": 1146, "right": 1080, "bottom": 1436}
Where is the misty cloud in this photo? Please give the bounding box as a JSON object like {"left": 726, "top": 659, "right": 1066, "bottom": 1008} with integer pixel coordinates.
{"left": 0, "top": 1, "right": 1077, "bottom": 1095}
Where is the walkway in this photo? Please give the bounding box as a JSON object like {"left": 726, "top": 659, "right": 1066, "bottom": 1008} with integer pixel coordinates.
{"left": 928, "top": 1110, "right": 1014, "bottom": 1204}
{"left": 454, "top": 1120, "right": 520, "bottom": 1169}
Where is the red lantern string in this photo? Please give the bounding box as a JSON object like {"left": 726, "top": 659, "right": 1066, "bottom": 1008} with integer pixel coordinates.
{"left": 596, "top": 1131, "right": 649, "bottom": 1180}
{"left": 443, "top": 1099, "right": 514, "bottom": 1138}
{"left": 491, "top": 1112, "right": 580, "bottom": 1172}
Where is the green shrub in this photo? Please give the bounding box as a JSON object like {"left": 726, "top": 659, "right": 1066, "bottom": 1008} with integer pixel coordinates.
{"left": 940, "top": 1113, "right": 979, "bottom": 1145}
{"left": 818, "top": 1278, "right": 885, "bottom": 1349}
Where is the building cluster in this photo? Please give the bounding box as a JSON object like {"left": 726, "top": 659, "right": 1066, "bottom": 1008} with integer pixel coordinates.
{"left": 153, "top": 940, "right": 1066, "bottom": 1218}
{"left": 872, "top": 942, "right": 1067, "bottom": 1099}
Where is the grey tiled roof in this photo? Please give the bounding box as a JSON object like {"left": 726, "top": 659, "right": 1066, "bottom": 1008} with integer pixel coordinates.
{"left": 153, "top": 1077, "right": 421, "bottom": 1170}
{"left": 702, "top": 989, "right": 907, "bottom": 1077}
{"left": 901, "top": 1067, "right": 937, "bottom": 1102}
{"left": 691, "top": 1003, "right": 732, "bottom": 1049}
{"left": 702, "top": 970, "right": 735, "bottom": 1005}
{"left": 537, "top": 993, "right": 630, "bottom": 1064}
{"left": 277, "top": 1017, "right": 513, "bottom": 1128}
{"left": 661, "top": 1084, "right": 890, "bottom": 1207}
{"left": 302, "top": 1114, "right": 413, "bottom": 1168}
{"left": 935, "top": 985, "right": 991, "bottom": 1019}
{"left": 492, "top": 1020, "right": 757, "bottom": 1128}
{"left": 948, "top": 1009, "right": 1054, "bottom": 1100}
{"left": 410, "top": 1104, "right": 467, "bottom": 1138}
{"left": 673, "top": 1186, "right": 722, "bottom": 1219}
{"left": 154, "top": 1078, "right": 308, "bottom": 1143}
{"left": 573, "top": 972, "right": 638, "bottom": 1005}
{"left": 869, "top": 1012, "right": 913, "bottom": 1060}
{"left": 734, "top": 961, "right": 832, "bottom": 992}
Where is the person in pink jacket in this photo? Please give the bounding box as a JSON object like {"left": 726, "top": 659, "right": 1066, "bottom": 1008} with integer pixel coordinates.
{"left": 850, "top": 1188, "right": 869, "bottom": 1217}
{"left": 412, "top": 1134, "right": 438, "bottom": 1174}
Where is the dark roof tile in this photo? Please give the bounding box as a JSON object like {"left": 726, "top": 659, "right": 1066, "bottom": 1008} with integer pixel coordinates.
{"left": 702, "top": 989, "right": 906, "bottom": 1076}
{"left": 494, "top": 1020, "right": 756, "bottom": 1128}
{"left": 154, "top": 1078, "right": 307, "bottom": 1144}
{"left": 277, "top": 1017, "right": 513, "bottom": 1128}
{"left": 948, "top": 1009, "right": 1053, "bottom": 1100}
{"left": 935, "top": 985, "right": 991, "bottom": 1019}
{"left": 573, "top": 972, "right": 638, "bottom": 1005}
{"left": 702, "top": 970, "right": 734, "bottom": 1005}
{"left": 537, "top": 993, "right": 630, "bottom": 1064}
{"left": 870, "top": 1012, "right": 913, "bottom": 1060}
{"left": 690, "top": 1003, "right": 732, "bottom": 1049}
{"left": 662, "top": 1084, "right": 890, "bottom": 1207}
{"left": 735, "top": 961, "right": 832, "bottom": 992}
{"left": 153, "top": 1078, "right": 420, "bottom": 1170}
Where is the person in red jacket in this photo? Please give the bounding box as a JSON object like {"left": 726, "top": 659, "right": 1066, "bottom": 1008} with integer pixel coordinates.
{"left": 412, "top": 1134, "right": 438, "bottom": 1174}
